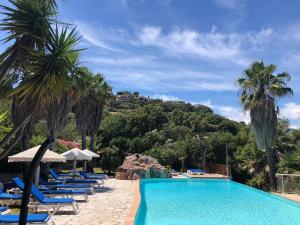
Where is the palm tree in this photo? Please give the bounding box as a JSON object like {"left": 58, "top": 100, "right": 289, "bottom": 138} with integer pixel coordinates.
{"left": 16, "top": 25, "right": 80, "bottom": 225}
{"left": 0, "top": 1, "right": 81, "bottom": 224}
{"left": 237, "top": 61, "right": 293, "bottom": 189}
{"left": 11, "top": 97, "right": 40, "bottom": 150}
{"left": 74, "top": 70, "right": 111, "bottom": 151}
{"left": 73, "top": 67, "right": 93, "bottom": 149}
{"left": 13, "top": 25, "right": 80, "bottom": 225}
{"left": 0, "top": 0, "right": 57, "bottom": 150}
{"left": 86, "top": 74, "right": 112, "bottom": 151}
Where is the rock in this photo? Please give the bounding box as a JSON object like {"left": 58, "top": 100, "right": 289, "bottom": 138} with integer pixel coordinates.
{"left": 115, "top": 154, "right": 171, "bottom": 180}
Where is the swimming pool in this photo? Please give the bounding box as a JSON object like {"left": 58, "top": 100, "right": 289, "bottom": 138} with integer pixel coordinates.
{"left": 135, "top": 179, "right": 300, "bottom": 225}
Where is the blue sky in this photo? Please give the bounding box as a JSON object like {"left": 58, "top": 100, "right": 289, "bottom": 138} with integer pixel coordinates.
{"left": 1, "top": 0, "right": 300, "bottom": 127}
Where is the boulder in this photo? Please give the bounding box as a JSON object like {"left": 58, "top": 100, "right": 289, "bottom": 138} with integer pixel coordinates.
{"left": 115, "top": 154, "right": 171, "bottom": 180}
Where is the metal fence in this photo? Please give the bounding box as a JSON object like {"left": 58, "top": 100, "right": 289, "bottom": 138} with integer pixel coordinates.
{"left": 276, "top": 174, "right": 300, "bottom": 194}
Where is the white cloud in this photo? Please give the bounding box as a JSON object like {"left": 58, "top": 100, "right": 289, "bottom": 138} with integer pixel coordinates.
{"left": 216, "top": 106, "right": 250, "bottom": 123}
{"left": 195, "top": 100, "right": 214, "bottom": 108}
{"left": 280, "top": 102, "right": 300, "bottom": 120}
{"left": 139, "top": 26, "right": 162, "bottom": 43}
{"left": 199, "top": 100, "right": 250, "bottom": 123}
{"left": 102, "top": 68, "right": 238, "bottom": 92}
{"left": 138, "top": 26, "right": 248, "bottom": 65}
{"left": 247, "top": 28, "right": 273, "bottom": 49}
{"left": 82, "top": 56, "right": 152, "bottom": 66}
{"left": 184, "top": 81, "right": 236, "bottom": 91}
{"left": 136, "top": 26, "right": 280, "bottom": 66}
{"left": 75, "top": 21, "right": 120, "bottom": 51}
{"left": 151, "top": 94, "right": 181, "bottom": 101}
{"left": 192, "top": 99, "right": 250, "bottom": 123}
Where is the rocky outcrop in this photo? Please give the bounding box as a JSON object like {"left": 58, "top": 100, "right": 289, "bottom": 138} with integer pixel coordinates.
{"left": 115, "top": 154, "right": 171, "bottom": 180}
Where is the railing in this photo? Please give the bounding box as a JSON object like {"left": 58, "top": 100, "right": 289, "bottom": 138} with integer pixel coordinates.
{"left": 276, "top": 173, "right": 300, "bottom": 194}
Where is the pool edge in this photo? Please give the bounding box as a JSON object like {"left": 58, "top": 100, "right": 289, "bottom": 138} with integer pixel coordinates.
{"left": 124, "top": 180, "right": 140, "bottom": 225}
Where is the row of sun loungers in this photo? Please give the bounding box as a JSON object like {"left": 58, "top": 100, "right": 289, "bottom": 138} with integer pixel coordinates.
{"left": 187, "top": 169, "right": 205, "bottom": 176}
{"left": 0, "top": 169, "right": 108, "bottom": 224}
{"left": 48, "top": 170, "right": 104, "bottom": 188}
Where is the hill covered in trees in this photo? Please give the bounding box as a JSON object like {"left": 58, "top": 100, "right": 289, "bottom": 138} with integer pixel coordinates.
{"left": 100, "top": 94, "right": 300, "bottom": 190}
{"left": 1, "top": 91, "right": 300, "bottom": 190}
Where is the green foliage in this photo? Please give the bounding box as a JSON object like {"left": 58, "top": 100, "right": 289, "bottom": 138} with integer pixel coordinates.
{"left": 30, "top": 135, "right": 47, "bottom": 146}
{"left": 0, "top": 0, "right": 57, "bottom": 80}
{"left": 97, "top": 101, "right": 244, "bottom": 171}
{"left": 0, "top": 100, "right": 12, "bottom": 140}
{"left": 54, "top": 141, "right": 69, "bottom": 154}
{"left": 57, "top": 113, "right": 80, "bottom": 141}
{"left": 99, "top": 146, "right": 123, "bottom": 172}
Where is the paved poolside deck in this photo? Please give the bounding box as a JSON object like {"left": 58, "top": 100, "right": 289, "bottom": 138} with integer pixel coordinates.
{"left": 273, "top": 192, "right": 300, "bottom": 203}
{"left": 52, "top": 179, "right": 134, "bottom": 225}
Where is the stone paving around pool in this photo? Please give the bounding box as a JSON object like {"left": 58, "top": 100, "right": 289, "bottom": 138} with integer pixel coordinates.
{"left": 52, "top": 179, "right": 134, "bottom": 225}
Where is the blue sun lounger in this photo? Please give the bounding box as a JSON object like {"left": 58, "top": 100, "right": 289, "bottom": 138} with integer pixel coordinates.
{"left": 79, "top": 171, "right": 108, "bottom": 180}
{"left": 0, "top": 206, "right": 10, "bottom": 215}
{"left": 12, "top": 178, "right": 79, "bottom": 215}
{"left": 0, "top": 189, "right": 22, "bottom": 205}
{"left": 49, "top": 170, "right": 103, "bottom": 188}
{"left": 49, "top": 169, "right": 69, "bottom": 177}
{"left": 187, "top": 169, "right": 205, "bottom": 176}
{"left": 39, "top": 178, "right": 94, "bottom": 194}
{"left": 38, "top": 186, "right": 88, "bottom": 202}
{"left": 0, "top": 213, "right": 55, "bottom": 225}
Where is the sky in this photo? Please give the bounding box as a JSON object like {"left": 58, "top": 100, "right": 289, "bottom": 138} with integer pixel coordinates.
{"left": 1, "top": 0, "right": 300, "bottom": 127}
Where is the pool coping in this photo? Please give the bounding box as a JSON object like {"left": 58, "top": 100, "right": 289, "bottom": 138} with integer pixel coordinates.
{"left": 124, "top": 180, "right": 140, "bottom": 225}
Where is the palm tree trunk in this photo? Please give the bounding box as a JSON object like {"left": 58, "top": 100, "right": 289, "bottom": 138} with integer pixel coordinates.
{"left": 18, "top": 137, "right": 54, "bottom": 225}
{"left": 0, "top": 134, "right": 23, "bottom": 160}
{"left": 90, "top": 133, "right": 95, "bottom": 151}
{"left": 265, "top": 146, "right": 277, "bottom": 189}
{"left": 0, "top": 115, "right": 30, "bottom": 150}
{"left": 202, "top": 148, "right": 207, "bottom": 170}
{"left": 49, "top": 130, "right": 56, "bottom": 149}
{"left": 81, "top": 130, "right": 86, "bottom": 149}
{"left": 22, "top": 134, "right": 30, "bottom": 150}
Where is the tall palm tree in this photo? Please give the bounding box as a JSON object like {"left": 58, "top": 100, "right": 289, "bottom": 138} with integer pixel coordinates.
{"left": 0, "top": 1, "right": 81, "bottom": 224}
{"left": 74, "top": 71, "right": 111, "bottom": 151}
{"left": 0, "top": 0, "right": 57, "bottom": 150}
{"left": 86, "top": 74, "right": 112, "bottom": 151}
{"left": 15, "top": 25, "right": 80, "bottom": 225}
{"left": 73, "top": 67, "right": 93, "bottom": 150}
{"left": 237, "top": 61, "right": 293, "bottom": 189}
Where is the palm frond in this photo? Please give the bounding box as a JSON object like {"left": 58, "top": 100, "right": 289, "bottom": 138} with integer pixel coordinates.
{"left": 13, "top": 25, "right": 81, "bottom": 111}
{"left": 0, "top": 0, "right": 57, "bottom": 80}
{"left": 237, "top": 61, "right": 293, "bottom": 152}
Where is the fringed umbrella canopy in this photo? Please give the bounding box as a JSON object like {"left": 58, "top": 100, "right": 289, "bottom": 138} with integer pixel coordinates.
{"left": 82, "top": 149, "right": 100, "bottom": 171}
{"left": 60, "top": 148, "right": 92, "bottom": 177}
{"left": 60, "top": 148, "right": 92, "bottom": 160}
{"left": 83, "top": 149, "right": 100, "bottom": 158}
{"left": 8, "top": 145, "right": 66, "bottom": 163}
{"left": 8, "top": 145, "right": 66, "bottom": 185}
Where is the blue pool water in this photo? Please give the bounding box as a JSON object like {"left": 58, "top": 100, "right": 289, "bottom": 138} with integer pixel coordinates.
{"left": 135, "top": 179, "right": 300, "bottom": 225}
